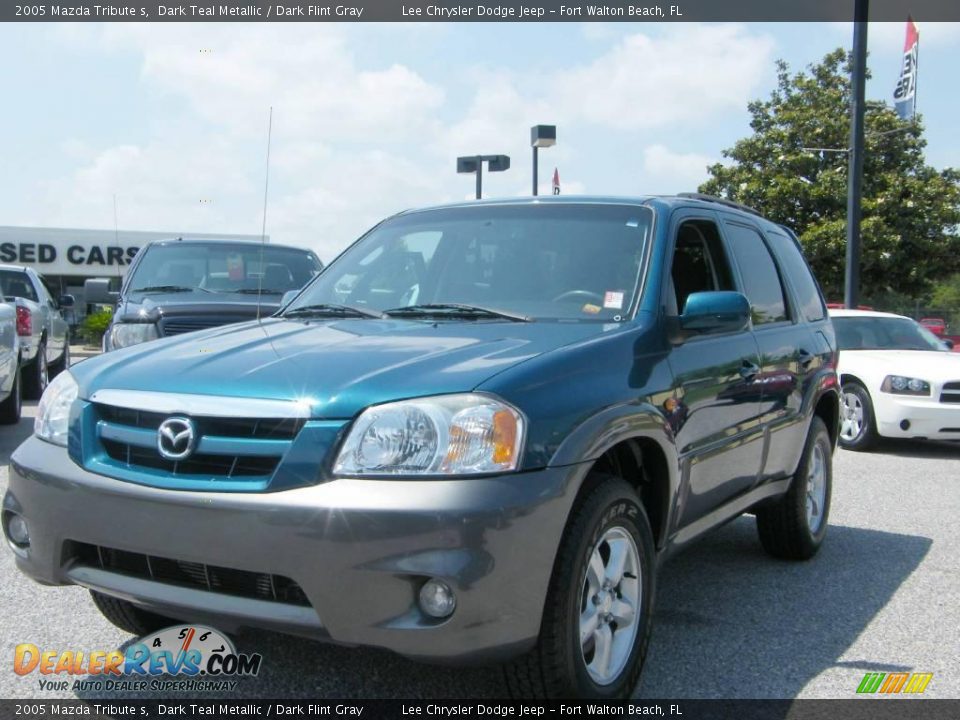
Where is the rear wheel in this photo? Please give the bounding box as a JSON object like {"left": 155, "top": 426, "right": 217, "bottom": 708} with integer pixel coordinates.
{"left": 504, "top": 474, "right": 655, "bottom": 699}
{"left": 23, "top": 340, "right": 48, "bottom": 400}
{"left": 839, "top": 383, "right": 878, "bottom": 451}
{"left": 89, "top": 591, "right": 176, "bottom": 636}
{"left": 0, "top": 365, "right": 21, "bottom": 424}
{"left": 756, "top": 416, "right": 832, "bottom": 560}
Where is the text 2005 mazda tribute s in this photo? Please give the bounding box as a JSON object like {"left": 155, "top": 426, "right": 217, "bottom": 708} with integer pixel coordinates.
{"left": 5, "top": 196, "right": 839, "bottom": 698}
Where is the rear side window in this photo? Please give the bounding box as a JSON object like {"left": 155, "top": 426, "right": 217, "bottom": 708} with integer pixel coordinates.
{"left": 767, "top": 230, "right": 826, "bottom": 322}
{"left": 724, "top": 223, "right": 788, "bottom": 325}
{"left": 0, "top": 270, "right": 38, "bottom": 302}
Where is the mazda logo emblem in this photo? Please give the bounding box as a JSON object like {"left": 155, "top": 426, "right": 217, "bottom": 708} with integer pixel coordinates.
{"left": 157, "top": 417, "right": 197, "bottom": 461}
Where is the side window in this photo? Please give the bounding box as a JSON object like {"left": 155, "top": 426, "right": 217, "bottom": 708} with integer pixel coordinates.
{"left": 669, "top": 219, "right": 734, "bottom": 314}
{"left": 767, "top": 230, "right": 826, "bottom": 322}
{"left": 724, "top": 223, "right": 788, "bottom": 325}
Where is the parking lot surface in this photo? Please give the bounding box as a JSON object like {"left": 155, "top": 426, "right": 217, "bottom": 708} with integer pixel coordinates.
{"left": 2, "top": 402, "right": 957, "bottom": 699}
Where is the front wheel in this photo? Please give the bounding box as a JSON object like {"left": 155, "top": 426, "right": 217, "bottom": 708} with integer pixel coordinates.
{"left": 839, "top": 383, "right": 878, "bottom": 451}
{"left": 504, "top": 474, "right": 655, "bottom": 699}
{"left": 756, "top": 416, "right": 833, "bottom": 560}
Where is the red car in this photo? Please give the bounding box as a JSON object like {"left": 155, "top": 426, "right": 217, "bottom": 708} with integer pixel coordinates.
{"left": 919, "top": 317, "right": 947, "bottom": 337}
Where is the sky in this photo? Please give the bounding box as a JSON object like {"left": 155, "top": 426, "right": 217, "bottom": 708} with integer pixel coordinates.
{"left": 1, "top": 21, "right": 958, "bottom": 262}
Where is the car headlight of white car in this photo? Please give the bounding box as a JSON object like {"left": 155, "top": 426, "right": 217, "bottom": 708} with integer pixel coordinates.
{"left": 334, "top": 394, "right": 525, "bottom": 476}
{"left": 107, "top": 322, "right": 159, "bottom": 350}
{"left": 881, "top": 375, "right": 931, "bottom": 396}
{"left": 34, "top": 371, "right": 78, "bottom": 447}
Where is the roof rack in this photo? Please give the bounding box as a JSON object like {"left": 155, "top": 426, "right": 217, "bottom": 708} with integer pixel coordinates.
{"left": 677, "top": 192, "right": 762, "bottom": 217}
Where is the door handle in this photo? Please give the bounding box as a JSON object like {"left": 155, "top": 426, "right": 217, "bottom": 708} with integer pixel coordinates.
{"left": 740, "top": 361, "right": 760, "bottom": 381}
{"left": 798, "top": 349, "right": 815, "bottom": 368}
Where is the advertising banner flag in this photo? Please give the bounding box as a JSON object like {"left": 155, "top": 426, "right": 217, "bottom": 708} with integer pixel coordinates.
{"left": 893, "top": 17, "right": 919, "bottom": 119}
{"left": 552, "top": 168, "right": 561, "bottom": 195}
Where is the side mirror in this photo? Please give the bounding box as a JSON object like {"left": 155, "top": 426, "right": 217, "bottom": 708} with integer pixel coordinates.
{"left": 944, "top": 338, "right": 955, "bottom": 350}
{"left": 680, "top": 291, "right": 751, "bottom": 336}
{"left": 83, "top": 278, "right": 118, "bottom": 305}
{"left": 280, "top": 290, "right": 299, "bottom": 308}
{"left": 58, "top": 294, "right": 75, "bottom": 309}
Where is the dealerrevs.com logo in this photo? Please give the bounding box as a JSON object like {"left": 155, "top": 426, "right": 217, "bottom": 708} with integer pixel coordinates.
{"left": 14, "top": 625, "right": 263, "bottom": 692}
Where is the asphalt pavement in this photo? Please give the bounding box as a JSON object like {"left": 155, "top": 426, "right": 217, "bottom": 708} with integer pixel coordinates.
{"left": 1, "top": 402, "right": 957, "bottom": 700}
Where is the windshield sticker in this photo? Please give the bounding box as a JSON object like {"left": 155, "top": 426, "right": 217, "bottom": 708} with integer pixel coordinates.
{"left": 582, "top": 303, "right": 602, "bottom": 315}
{"left": 603, "top": 291, "right": 625, "bottom": 310}
{"left": 226, "top": 254, "right": 245, "bottom": 281}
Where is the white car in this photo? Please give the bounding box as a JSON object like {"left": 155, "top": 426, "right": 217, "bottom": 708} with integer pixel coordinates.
{"left": 830, "top": 309, "right": 960, "bottom": 450}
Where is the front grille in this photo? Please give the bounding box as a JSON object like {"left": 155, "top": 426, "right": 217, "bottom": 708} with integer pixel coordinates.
{"left": 101, "top": 439, "right": 278, "bottom": 477}
{"left": 160, "top": 317, "right": 233, "bottom": 336}
{"left": 941, "top": 381, "right": 960, "bottom": 404}
{"left": 67, "top": 542, "right": 310, "bottom": 606}
{"left": 91, "top": 404, "right": 303, "bottom": 483}
{"left": 97, "top": 405, "right": 303, "bottom": 439}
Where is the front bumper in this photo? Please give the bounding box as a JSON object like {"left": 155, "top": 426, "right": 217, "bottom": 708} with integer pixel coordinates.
{"left": 874, "top": 394, "right": 960, "bottom": 441}
{"left": 5, "top": 436, "right": 586, "bottom": 663}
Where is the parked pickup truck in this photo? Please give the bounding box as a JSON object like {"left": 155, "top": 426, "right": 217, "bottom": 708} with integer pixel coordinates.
{"left": 0, "top": 302, "right": 21, "bottom": 423}
{"left": 85, "top": 238, "right": 323, "bottom": 351}
{"left": 0, "top": 265, "right": 72, "bottom": 399}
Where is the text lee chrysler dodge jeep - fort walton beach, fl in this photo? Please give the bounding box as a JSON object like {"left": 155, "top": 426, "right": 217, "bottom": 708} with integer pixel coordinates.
{"left": 4, "top": 195, "right": 839, "bottom": 698}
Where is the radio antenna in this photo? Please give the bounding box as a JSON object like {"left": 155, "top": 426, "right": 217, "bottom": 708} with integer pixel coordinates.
{"left": 113, "top": 194, "right": 122, "bottom": 280}
{"left": 257, "top": 106, "right": 273, "bottom": 323}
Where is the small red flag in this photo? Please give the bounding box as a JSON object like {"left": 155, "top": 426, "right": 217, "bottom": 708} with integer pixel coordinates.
{"left": 552, "top": 168, "right": 560, "bottom": 195}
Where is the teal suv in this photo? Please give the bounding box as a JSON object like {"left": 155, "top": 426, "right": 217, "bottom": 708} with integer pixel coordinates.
{"left": 5, "top": 195, "right": 839, "bottom": 698}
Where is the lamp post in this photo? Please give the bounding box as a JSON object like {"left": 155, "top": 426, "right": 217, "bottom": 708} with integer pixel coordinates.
{"left": 530, "top": 125, "right": 557, "bottom": 196}
{"left": 457, "top": 155, "right": 511, "bottom": 200}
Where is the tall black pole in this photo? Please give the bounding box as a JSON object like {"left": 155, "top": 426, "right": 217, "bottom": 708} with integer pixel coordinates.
{"left": 845, "top": 0, "right": 868, "bottom": 309}
{"left": 532, "top": 146, "right": 539, "bottom": 196}
{"left": 476, "top": 155, "right": 483, "bottom": 200}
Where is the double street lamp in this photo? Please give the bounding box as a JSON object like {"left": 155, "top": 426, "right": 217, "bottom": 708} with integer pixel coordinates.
{"left": 457, "top": 155, "right": 511, "bottom": 200}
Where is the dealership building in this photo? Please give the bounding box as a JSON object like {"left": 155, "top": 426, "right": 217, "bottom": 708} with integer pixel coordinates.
{"left": 0, "top": 225, "right": 267, "bottom": 311}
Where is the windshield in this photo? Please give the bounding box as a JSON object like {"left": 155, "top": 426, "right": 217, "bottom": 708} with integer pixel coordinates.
{"left": 128, "top": 243, "right": 321, "bottom": 295}
{"left": 286, "top": 204, "right": 652, "bottom": 321}
{"left": 834, "top": 316, "right": 948, "bottom": 352}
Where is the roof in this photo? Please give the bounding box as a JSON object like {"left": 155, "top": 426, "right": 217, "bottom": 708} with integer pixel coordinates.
{"left": 145, "top": 237, "right": 312, "bottom": 253}
{"left": 828, "top": 308, "right": 908, "bottom": 320}
{"left": 396, "top": 194, "right": 783, "bottom": 229}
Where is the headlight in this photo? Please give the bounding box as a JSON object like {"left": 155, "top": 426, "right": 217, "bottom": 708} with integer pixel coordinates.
{"left": 334, "top": 394, "right": 525, "bottom": 476}
{"left": 881, "top": 375, "right": 931, "bottom": 396}
{"left": 107, "top": 323, "right": 159, "bottom": 351}
{"left": 34, "top": 371, "right": 78, "bottom": 447}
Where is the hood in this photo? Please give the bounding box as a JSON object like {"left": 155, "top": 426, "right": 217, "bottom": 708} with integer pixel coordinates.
{"left": 116, "top": 291, "right": 282, "bottom": 323}
{"left": 73, "top": 317, "right": 617, "bottom": 418}
{"left": 839, "top": 349, "right": 960, "bottom": 381}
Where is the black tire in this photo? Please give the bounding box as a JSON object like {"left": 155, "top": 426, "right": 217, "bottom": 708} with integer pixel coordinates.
{"left": 23, "top": 340, "right": 49, "bottom": 400}
{"left": 0, "top": 365, "right": 21, "bottom": 425}
{"left": 838, "top": 382, "right": 878, "bottom": 451}
{"left": 89, "top": 591, "right": 175, "bottom": 636}
{"left": 49, "top": 342, "right": 70, "bottom": 378}
{"left": 756, "top": 416, "right": 833, "bottom": 560}
{"left": 504, "top": 474, "right": 656, "bottom": 699}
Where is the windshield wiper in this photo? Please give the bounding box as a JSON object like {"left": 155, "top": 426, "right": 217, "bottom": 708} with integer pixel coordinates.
{"left": 283, "top": 303, "right": 386, "bottom": 319}
{"left": 383, "top": 303, "right": 532, "bottom": 322}
{"left": 132, "top": 285, "right": 213, "bottom": 294}
{"left": 232, "top": 288, "right": 286, "bottom": 295}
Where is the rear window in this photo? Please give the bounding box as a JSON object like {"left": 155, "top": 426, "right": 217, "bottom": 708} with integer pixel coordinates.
{"left": 767, "top": 230, "right": 826, "bottom": 322}
{"left": 0, "top": 270, "right": 38, "bottom": 302}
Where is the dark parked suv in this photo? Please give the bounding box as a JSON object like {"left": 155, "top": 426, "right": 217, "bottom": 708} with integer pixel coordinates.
{"left": 7, "top": 195, "right": 838, "bottom": 698}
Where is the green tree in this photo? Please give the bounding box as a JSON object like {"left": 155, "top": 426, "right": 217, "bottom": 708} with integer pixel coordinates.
{"left": 699, "top": 48, "right": 960, "bottom": 300}
{"left": 930, "top": 274, "right": 960, "bottom": 310}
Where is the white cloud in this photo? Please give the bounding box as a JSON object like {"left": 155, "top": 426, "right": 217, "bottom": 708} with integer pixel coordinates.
{"left": 554, "top": 24, "right": 775, "bottom": 130}
{"left": 830, "top": 21, "right": 960, "bottom": 49}
{"left": 640, "top": 145, "right": 715, "bottom": 193}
